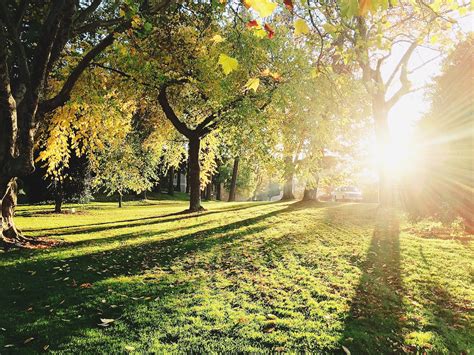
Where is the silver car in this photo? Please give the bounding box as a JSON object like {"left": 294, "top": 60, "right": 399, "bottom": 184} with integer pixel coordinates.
{"left": 332, "top": 186, "right": 363, "bottom": 202}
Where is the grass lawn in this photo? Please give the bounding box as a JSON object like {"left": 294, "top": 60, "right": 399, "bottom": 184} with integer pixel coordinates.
{"left": 1, "top": 196, "right": 472, "bottom": 353}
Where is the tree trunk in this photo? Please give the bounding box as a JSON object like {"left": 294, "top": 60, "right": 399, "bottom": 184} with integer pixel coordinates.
{"left": 228, "top": 157, "right": 239, "bottom": 202}
{"left": 118, "top": 192, "right": 123, "bottom": 208}
{"left": 167, "top": 167, "right": 175, "bottom": 195}
{"left": 175, "top": 168, "right": 181, "bottom": 192}
{"left": 142, "top": 190, "right": 148, "bottom": 200}
{"left": 205, "top": 181, "right": 212, "bottom": 200}
{"left": 0, "top": 178, "right": 36, "bottom": 248}
{"left": 374, "top": 101, "right": 393, "bottom": 207}
{"left": 303, "top": 175, "right": 319, "bottom": 201}
{"left": 215, "top": 182, "right": 222, "bottom": 201}
{"left": 185, "top": 158, "right": 190, "bottom": 194}
{"left": 188, "top": 136, "right": 203, "bottom": 212}
{"left": 282, "top": 174, "right": 295, "bottom": 200}
{"left": 281, "top": 157, "right": 295, "bottom": 200}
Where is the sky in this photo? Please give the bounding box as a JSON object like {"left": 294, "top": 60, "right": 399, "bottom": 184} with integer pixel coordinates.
{"left": 387, "top": 13, "right": 473, "bottom": 143}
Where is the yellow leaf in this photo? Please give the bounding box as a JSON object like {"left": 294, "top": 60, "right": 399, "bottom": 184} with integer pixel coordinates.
{"left": 294, "top": 19, "right": 310, "bottom": 36}
{"left": 244, "top": 77, "right": 260, "bottom": 92}
{"left": 311, "top": 68, "right": 319, "bottom": 78}
{"left": 211, "top": 34, "right": 225, "bottom": 43}
{"left": 119, "top": 8, "right": 125, "bottom": 17}
{"left": 218, "top": 54, "right": 239, "bottom": 75}
{"left": 253, "top": 28, "right": 267, "bottom": 38}
{"left": 248, "top": 0, "right": 277, "bottom": 17}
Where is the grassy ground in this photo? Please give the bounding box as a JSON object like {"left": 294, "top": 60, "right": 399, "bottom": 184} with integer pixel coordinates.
{"left": 0, "top": 196, "right": 472, "bottom": 353}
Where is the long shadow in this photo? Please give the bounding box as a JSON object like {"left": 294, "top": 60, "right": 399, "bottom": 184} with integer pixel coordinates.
{"left": 0, "top": 202, "right": 295, "bottom": 352}
{"left": 340, "top": 210, "right": 407, "bottom": 353}
{"left": 21, "top": 203, "right": 265, "bottom": 236}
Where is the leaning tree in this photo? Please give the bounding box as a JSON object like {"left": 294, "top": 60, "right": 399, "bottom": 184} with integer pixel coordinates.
{"left": 0, "top": 0, "right": 172, "bottom": 247}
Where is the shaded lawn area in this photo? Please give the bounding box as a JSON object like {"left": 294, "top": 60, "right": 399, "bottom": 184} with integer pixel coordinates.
{"left": 0, "top": 199, "right": 472, "bottom": 353}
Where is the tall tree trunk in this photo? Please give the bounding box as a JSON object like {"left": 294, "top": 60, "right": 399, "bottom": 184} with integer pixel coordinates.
{"left": 185, "top": 158, "right": 190, "bottom": 194}
{"left": 215, "top": 182, "right": 222, "bottom": 201}
{"left": 175, "top": 168, "right": 181, "bottom": 192}
{"left": 54, "top": 181, "right": 63, "bottom": 213}
{"left": 167, "top": 167, "right": 175, "bottom": 195}
{"left": 303, "top": 175, "right": 319, "bottom": 201}
{"left": 281, "top": 157, "right": 295, "bottom": 200}
{"left": 118, "top": 192, "right": 123, "bottom": 208}
{"left": 374, "top": 100, "right": 393, "bottom": 207}
{"left": 228, "top": 157, "right": 239, "bottom": 202}
{"left": 142, "top": 190, "right": 148, "bottom": 200}
{"left": 282, "top": 174, "right": 295, "bottom": 200}
{"left": 205, "top": 181, "right": 212, "bottom": 200}
{"left": 188, "top": 136, "right": 203, "bottom": 211}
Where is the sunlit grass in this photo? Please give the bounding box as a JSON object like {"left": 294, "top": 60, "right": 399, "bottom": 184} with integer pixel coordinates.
{"left": 0, "top": 198, "right": 472, "bottom": 353}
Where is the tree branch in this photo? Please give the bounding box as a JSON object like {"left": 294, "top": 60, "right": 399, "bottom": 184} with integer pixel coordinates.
{"left": 158, "top": 81, "right": 193, "bottom": 138}
{"left": 385, "top": 40, "right": 418, "bottom": 89}
{"left": 0, "top": 1, "right": 30, "bottom": 85}
{"left": 39, "top": 21, "right": 129, "bottom": 114}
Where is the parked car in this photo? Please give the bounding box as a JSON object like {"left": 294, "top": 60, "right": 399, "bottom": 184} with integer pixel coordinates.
{"left": 332, "top": 186, "right": 363, "bottom": 202}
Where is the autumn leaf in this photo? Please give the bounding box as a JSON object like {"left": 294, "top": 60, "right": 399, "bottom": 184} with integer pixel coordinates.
{"left": 264, "top": 23, "right": 275, "bottom": 39}
{"left": 246, "top": 0, "right": 277, "bottom": 18}
{"left": 246, "top": 20, "right": 259, "bottom": 28}
{"left": 294, "top": 19, "right": 310, "bottom": 36}
{"left": 211, "top": 34, "right": 225, "bottom": 43}
{"left": 244, "top": 77, "right": 260, "bottom": 92}
{"left": 342, "top": 345, "right": 351, "bottom": 355}
{"left": 358, "top": 0, "right": 371, "bottom": 15}
{"left": 284, "top": 0, "right": 293, "bottom": 11}
{"left": 218, "top": 54, "right": 239, "bottom": 75}
{"left": 253, "top": 28, "right": 267, "bottom": 38}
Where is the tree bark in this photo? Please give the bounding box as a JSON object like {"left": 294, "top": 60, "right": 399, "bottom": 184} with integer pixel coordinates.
{"left": 215, "top": 182, "right": 222, "bottom": 201}
{"left": 167, "top": 166, "right": 174, "bottom": 195}
{"left": 373, "top": 100, "right": 393, "bottom": 207}
{"left": 205, "top": 181, "right": 212, "bottom": 200}
{"left": 228, "top": 157, "right": 239, "bottom": 202}
{"left": 118, "top": 192, "right": 123, "bottom": 208}
{"left": 282, "top": 174, "right": 295, "bottom": 200}
{"left": 281, "top": 156, "right": 295, "bottom": 200}
{"left": 0, "top": 178, "right": 36, "bottom": 248}
{"left": 188, "top": 136, "right": 203, "bottom": 211}
{"left": 303, "top": 175, "right": 319, "bottom": 201}
{"left": 185, "top": 157, "right": 190, "bottom": 194}
{"left": 175, "top": 167, "right": 181, "bottom": 192}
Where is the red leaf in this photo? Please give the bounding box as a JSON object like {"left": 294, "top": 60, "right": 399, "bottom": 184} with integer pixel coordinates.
{"left": 247, "top": 20, "right": 259, "bottom": 28}
{"left": 264, "top": 23, "right": 275, "bottom": 39}
{"left": 284, "top": 0, "right": 293, "bottom": 11}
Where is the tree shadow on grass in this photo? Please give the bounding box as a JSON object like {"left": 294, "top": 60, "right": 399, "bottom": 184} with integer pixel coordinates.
{"left": 20, "top": 202, "right": 264, "bottom": 235}
{"left": 340, "top": 210, "right": 407, "bottom": 353}
{"left": 0, "top": 203, "right": 297, "bottom": 353}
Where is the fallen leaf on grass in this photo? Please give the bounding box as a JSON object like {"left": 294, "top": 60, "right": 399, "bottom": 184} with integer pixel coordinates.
{"left": 125, "top": 345, "right": 136, "bottom": 352}
{"left": 4, "top": 344, "right": 14, "bottom": 348}
{"left": 24, "top": 337, "right": 35, "bottom": 344}
{"left": 43, "top": 345, "right": 50, "bottom": 351}
{"left": 342, "top": 345, "right": 351, "bottom": 354}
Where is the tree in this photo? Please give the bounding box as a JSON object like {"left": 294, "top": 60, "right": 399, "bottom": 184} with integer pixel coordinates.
{"left": 110, "top": 3, "right": 283, "bottom": 212}
{"left": 405, "top": 35, "right": 474, "bottom": 231}
{"left": 300, "top": 0, "right": 469, "bottom": 206}
{"left": 0, "top": 0, "right": 170, "bottom": 246}
{"left": 92, "top": 131, "right": 158, "bottom": 207}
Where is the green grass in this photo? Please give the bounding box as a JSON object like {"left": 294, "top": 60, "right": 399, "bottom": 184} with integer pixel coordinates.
{"left": 1, "top": 198, "right": 472, "bottom": 353}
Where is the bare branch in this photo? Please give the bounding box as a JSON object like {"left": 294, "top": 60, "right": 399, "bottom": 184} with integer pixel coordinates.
{"left": 385, "top": 40, "right": 418, "bottom": 89}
